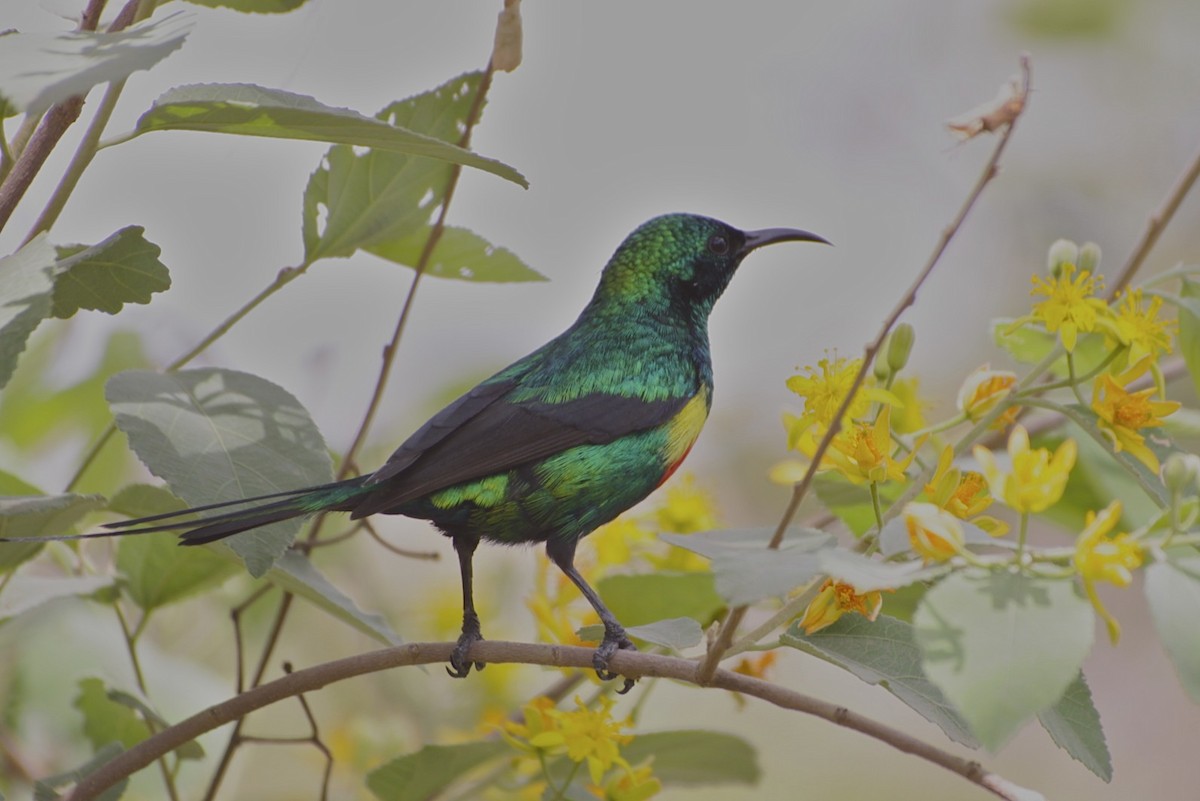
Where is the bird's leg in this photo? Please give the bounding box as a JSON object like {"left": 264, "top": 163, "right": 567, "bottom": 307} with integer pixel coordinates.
{"left": 448, "top": 534, "right": 486, "bottom": 678}
{"left": 546, "top": 538, "right": 637, "bottom": 694}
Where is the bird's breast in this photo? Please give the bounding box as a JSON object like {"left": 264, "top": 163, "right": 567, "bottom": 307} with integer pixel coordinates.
{"left": 656, "top": 385, "right": 710, "bottom": 487}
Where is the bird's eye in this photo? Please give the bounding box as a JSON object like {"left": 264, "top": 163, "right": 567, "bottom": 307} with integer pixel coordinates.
{"left": 707, "top": 234, "right": 729, "bottom": 255}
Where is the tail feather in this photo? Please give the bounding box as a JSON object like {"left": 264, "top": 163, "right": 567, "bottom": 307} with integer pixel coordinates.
{"left": 1, "top": 477, "right": 372, "bottom": 545}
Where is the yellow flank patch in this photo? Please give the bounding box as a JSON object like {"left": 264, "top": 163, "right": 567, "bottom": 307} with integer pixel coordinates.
{"left": 664, "top": 387, "right": 710, "bottom": 467}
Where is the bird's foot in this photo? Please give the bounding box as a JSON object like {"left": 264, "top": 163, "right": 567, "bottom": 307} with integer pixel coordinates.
{"left": 447, "top": 623, "right": 486, "bottom": 679}
{"left": 593, "top": 627, "right": 638, "bottom": 694}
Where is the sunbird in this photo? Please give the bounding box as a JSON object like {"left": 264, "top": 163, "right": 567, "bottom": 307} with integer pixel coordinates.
{"left": 19, "top": 213, "right": 826, "bottom": 690}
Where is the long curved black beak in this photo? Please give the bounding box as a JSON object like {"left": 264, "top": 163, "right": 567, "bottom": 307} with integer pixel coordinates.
{"left": 739, "top": 227, "right": 831, "bottom": 256}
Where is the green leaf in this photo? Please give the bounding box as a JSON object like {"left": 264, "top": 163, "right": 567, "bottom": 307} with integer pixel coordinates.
{"left": 914, "top": 570, "right": 1094, "bottom": 750}
{"left": 367, "top": 225, "right": 545, "bottom": 283}
{"left": 104, "top": 689, "right": 204, "bottom": 759}
{"left": 0, "top": 13, "right": 191, "bottom": 116}
{"left": 0, "top": 493, "right": 106, "bottom": 573}
{"left": 597, "top": 573, "right": 723, "bottom": 628}
{"left": 0, "top": 469, "right": 41, "bottom": 495}
{"left": 0, "top": 235, "right": 57, "bottom": 391}
{"left": 107, "top": 483, "right": 184, "bottom": 518}
{"left": 990, "top": 317, "right": 1109, "bottom": 378}
{"left": 267, "top": 550, "right": 402, "bottom": 645}
{"left": 34, "top": 743, "right": 127, "bottom": 801}
{"left": 783, "top": 614, "right": 978, "bottom": 746}
{"left": 0, "top": 574, "right": 112, "bottom": 625}
{"left": 106, "top": 368, "right": 334, "bottom": 576}
{"left": 75, "top": 677, "right": 151, "bottom": 750}
{"left": 1145, "top": 550, "right": 1200, "bottom": 703}
{"left": 579, "top": 616, "right": 702, "bottom": 651}
{"left": 182, "top": 0, "right": 309, "bottom": 12}
{"left": 620, "top": 730, "right": 760, "bottom": 786}
{"left": 660, "top": 528, "right": 833, "bottom": 606}
{"left": 132, "top": 82, "right": 525, "bottom": 190}
{"left": 117, "top": 529, "right": 239, "bottom": 612}
{"left": 1037, "top": 672, "right": 1112, "bottom": 781}
{"left": 1178, "top": 280, "right": 1200, "bottom": 398}
{"left": 301, "top": 72, "right": 524, "bottom": 263}
{"left": 366, "top": 741, "right": 508, "bottom": 801}
{"left": 51, "top": 227, "right": 170, "bottom": 318}
{"left": 812, "top": 473, "right": 904, "bottom": 537}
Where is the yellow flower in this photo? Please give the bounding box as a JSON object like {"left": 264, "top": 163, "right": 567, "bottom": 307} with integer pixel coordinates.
{"left": 973, "top": 425, "right": 1076, "bottom": 514}
{"left": 550, "top": 697, "right": 634, "bottom": 785}
{"left": 904, "top": 502, "right": 965, "bottom": 562}
{"left": 1074, "top": 501, "right": 1143, "bottom": 643}
{"left": 823, "top": 406, "right": 918, "bottom": 485}
{"left": 1029, "top": 262, "right": 1110, "bottom": 352}
{"left": 786, "top": 356, "right": 870, "bottom": 433}
{"left": 798, "top": 578, "right": 884, "bottom": 634}
{"left": 594, "top": 763, "right": 661, "bottom": 801}
{"left": 1091, "top": 360, "right": 1179, "bottom": 472}
{"left": 590, "top": 517, "right": 657, "bottom": 572}
{"left": 654, "top": 474, "right": 719, "bottom": 534}
{"left": 1107, "top": 288, "right": 1175, "bottom": 366}
{"left": 922, "top": 447, "right": 1009, "bottom": 537}
{"left": 956, "top": 365, "right": 1018, "bottom": 427}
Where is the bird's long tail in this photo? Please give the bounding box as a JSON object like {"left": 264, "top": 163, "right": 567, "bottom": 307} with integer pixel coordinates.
{"left": 6, "top": 477, "right": 374, "bottom": 546}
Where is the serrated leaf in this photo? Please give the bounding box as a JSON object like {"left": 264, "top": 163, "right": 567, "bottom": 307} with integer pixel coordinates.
{"left": 0, "top": 574, "right": 112, "bottom": 625}
{"left": 267, "top": 550, "right": 402, "bottom": 645}
{"left": 367, "top": 224, "right": 545, "bottom": 283}
{"left": 1037, "top": 672, "right": 1111, "bottom": 781}
{"left": 0, "top": 235, "right": 56, "bottom": 391}
{"left": 51, "top": 227, "right": 170, "bottom": 318}
{"left": 597, "top": 573, "right": 723, "bottom": 628}
{"left": 106, "top": 368, "right": 333, "bottom": 576}
{"left": 0, "top": 493, "right": 106, "bottom": 572}
{"left": 660, "top": 528, "right": 833, "bottom": 606}
{"left": 182, "top": 0, "right": 308, "bottom": 12}
{"left": 620, "top": 731, "right": 759, "bottom": 786}
{"left": 301, "top": 72, "right": 524, "bottom": 263}
{"left": 783, "top": 614, "right": 978, "bottom": 746}
{"left": 1145, "top": 550, "right": 1200, "bottom": 703}
{"left": 0, "top": 13, "right": 191, "bottom": 115}
{"left": 34, "top": 743, "right": 127, "bottom": 801}
{"left": 132, "top": 81, "right": 524, "bottom": 191}
{"left": 1178, "top": 280, "right": 1200, "bottom": 398}
{"left": 914, "top": 570, "right": 1094, "bottom": 750}
{"left": 579, "top": 616, "right": 702, "bottom": 651}
{"left": 366, "top": 741, "right": 508, "bottom": 801}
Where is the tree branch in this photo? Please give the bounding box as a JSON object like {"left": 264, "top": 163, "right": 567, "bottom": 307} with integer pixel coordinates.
{"left": 696, "top": 54, "right": 1033, "bottom": 683}
{"left": 63, "top": 641, "right": 1041, "bottom": 801}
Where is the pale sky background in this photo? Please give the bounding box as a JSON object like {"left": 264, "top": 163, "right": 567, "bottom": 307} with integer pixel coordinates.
{"left": 5, "top": 1, "right": 1200, "bottom": 799}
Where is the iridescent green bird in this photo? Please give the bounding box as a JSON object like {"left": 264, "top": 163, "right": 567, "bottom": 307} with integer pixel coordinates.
{"left": 59, "top": 214, "right": 827, "bottom": 689}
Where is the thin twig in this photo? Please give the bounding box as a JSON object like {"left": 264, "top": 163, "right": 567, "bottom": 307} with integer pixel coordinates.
{"left": 1107, "top": 139, "right": 1200, "bottom": 298}
{"left": 695, "top": 54, "right": 1033, "bottom": 685}
{"left": 62, "top": 641, "right": 1042, "bottom": 801}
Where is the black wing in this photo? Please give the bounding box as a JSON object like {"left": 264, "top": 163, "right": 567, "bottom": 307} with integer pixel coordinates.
{"left": 350, "top": 381, "right": 689, "bottom": 517}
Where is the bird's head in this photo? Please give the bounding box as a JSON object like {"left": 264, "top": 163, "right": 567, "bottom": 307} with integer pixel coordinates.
{"left": 591, "top": 213, "right": 828, "bottom": 323}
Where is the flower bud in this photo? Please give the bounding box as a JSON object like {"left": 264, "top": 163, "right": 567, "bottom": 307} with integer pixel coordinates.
{"left": 904, "top": 502, "right": 965, "bottom": 562}
{"left": 886, "top": 323, "right": 916, "bottom": 374}
{"left": 1046, "top": 238, "right": 1079, "bottom": 278}
{"left": 956, "top": 365, "right": 1017, "bottom": 423}
{"left": 1163, "top": 452, "right": 1200, "bottom": 495}
{"left": 1077, "top": 241, "right": 1102, "bottom": 275}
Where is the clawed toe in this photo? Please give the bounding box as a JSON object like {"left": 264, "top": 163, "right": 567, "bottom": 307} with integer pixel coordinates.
{"left": 447, "top": 630, "right": 486, "bottom": 679}
{"left": 593, "top": 632, "right": 637, "bottom": 694}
